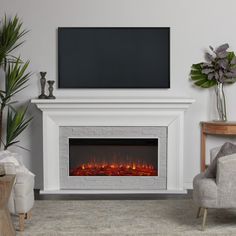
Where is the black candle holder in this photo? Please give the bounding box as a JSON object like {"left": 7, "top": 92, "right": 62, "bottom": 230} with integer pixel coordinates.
{"left": 38, "top": 72, "right": 48, "bottom": 99}
{"left": 47, "top": 80, "right": 56, "bottom": 99}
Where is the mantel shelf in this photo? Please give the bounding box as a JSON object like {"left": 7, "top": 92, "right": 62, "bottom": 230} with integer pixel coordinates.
{"left": 31, "top": 97, "right": 195, "bottom": 110}
{"left": 31, "top": 97, "right": 195, "bottom": 104}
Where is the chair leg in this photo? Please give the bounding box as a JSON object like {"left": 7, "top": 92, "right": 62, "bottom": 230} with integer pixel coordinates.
{"left": 202, "top": 208, "right": 208, "bottom": 231}
{"left": 19, "top": 213, "right": 25, "bottom": 231}
{"left": 196, "top": 207, "right": 202, "bottom": 218}
{"left": 26, "top": 210, "right": 32, "bottom": 220}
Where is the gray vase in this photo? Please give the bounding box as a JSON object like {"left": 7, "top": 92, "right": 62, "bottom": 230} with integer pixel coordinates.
{"left": 215, "top": 82, "right": 227, "bottom": 121}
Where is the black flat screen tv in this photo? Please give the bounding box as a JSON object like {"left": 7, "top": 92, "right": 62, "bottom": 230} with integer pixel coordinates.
{"left": 58, "top": 27, "right": 170, "bottom": 88}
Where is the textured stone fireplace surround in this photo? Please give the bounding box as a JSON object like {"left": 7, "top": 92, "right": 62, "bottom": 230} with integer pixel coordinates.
{"left": 60, "top": 126, "right": 167, "bottom": 190}
{"left": 32, "top": 97, "right": 194, "bottom": 194}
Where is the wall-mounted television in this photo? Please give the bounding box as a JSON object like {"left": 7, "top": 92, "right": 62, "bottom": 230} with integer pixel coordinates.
{"left": 58, "top": 27, "right": 170, "bottom": 88}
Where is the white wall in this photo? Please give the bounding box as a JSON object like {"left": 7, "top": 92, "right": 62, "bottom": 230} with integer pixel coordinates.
{"left": 1, "top": 0, "right": 236, "bottom": 189}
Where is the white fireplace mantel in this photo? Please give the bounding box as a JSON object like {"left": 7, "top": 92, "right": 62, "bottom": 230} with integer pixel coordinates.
{"left": 32, "top": 97, "right": 194, "bottom": 109}
{"left": 32, "top": 97, "right": 195, "bottom": 194}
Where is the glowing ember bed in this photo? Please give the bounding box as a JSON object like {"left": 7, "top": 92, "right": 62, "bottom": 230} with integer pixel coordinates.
{"left": 69, "top": 138, "right": 158, "bottom": 177}
{"left": 70, "top": 163, "right": 157, "bottom": 176}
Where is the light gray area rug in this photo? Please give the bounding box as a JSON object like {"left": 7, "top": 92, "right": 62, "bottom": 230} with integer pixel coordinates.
{"left": 13, "top": 199, "right": 236, "bottom": 236}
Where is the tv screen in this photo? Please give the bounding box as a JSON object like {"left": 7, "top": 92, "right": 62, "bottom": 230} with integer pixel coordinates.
{"left": 58, "top": 27, "right": 170, "bottom": 88}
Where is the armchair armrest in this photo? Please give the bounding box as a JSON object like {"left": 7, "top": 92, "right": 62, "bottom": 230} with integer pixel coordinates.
{"left": 3, "top": 162, "right": 17, "bottom": 175}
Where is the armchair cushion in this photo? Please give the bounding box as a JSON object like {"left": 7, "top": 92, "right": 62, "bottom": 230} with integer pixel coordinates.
{"left": 205, "top": 142, "right": 236, "bottom": 178}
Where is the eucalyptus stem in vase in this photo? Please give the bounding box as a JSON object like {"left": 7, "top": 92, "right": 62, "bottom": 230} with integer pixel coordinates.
{"left": 190, "top": 43, "right": 236, "bottom": 121}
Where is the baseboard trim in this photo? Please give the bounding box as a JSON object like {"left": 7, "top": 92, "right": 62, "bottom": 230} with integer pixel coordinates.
{"left": 39, "top": 189, "right": 188, "bottom": 195}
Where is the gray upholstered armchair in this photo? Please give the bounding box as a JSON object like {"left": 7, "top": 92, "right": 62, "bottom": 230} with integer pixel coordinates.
{"left": 193, "top": 144, "right": 236, "bottom": 230}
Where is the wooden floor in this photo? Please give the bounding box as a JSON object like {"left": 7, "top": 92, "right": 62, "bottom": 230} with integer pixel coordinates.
{"left": 34, "top": 189, "right": 192, "bottom": 200}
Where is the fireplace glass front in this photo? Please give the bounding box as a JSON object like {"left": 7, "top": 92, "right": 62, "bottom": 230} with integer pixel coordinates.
{"left": 69, "top": 138, "right": 158, "bottom": 176}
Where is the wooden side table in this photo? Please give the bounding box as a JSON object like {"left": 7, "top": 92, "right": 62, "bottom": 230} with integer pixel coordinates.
{"left": 200, "top": 121, "right": 236, "bottom": 171}
{"left": 0, "top": 175, "right": 16, "bottom": 236}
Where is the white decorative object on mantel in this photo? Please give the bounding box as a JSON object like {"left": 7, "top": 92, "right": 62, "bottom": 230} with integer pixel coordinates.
{"left": 31, "top": 97, "right": 195, "bottom": 194}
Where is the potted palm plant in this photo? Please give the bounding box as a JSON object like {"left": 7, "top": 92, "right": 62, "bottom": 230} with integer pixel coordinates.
{"left": 190, "top": 44, "right": 236, "bottom": 121}
{"left": 0, "top": 15, "right": 32, "bottom": 151}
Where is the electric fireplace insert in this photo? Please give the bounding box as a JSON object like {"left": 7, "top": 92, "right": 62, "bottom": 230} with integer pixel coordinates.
{"left": 69, "top": 138, "right": 158, "bottom": 176}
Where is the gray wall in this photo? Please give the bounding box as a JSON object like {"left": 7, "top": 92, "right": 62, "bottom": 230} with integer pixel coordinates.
{"left": 1, "top": 0, "right": 236, "bottom": 188}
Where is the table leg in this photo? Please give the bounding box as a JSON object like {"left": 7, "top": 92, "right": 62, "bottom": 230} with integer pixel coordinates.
{"left": 201, "top": 131, "right": 206, "bottom": 172}
{"left": 0, "top": 206, "right": 15, "bottom": 235}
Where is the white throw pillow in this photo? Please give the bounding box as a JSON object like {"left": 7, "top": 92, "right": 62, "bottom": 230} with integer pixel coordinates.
{"left": 0, "top": 150, "right": 20, "bottom": 166}
{"left": 0, "top": 150, "right": 34, "bottom": 177}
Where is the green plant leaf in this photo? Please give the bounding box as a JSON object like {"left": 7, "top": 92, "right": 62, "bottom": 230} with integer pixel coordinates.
{"left": 194, "top": 79, "right": 207, "bottom": 87}
{"left": 190, "top": 63, "right": 216, "bottom": 88}
{"left": 194, "top": 79, "right": 216, "bottom": 88}
{"left": 191, "top": 63, "right": 202, "bottom": 70}
{"left": 191, "top": 75, "right": 207, "bottom": 81}
{"left": 190, "top": 70, "right": 204, "bottom": 76}
{"left": 227, "top": 52, "right": 235, "bottom": 62}
{"left": 0, "top": 15, "right": 28, "bottom": 65}
{"left": 5, "top": 105, "right": 32, "bottom": 149}
{"left": 4, "top": 58, "right": 31, "bottom": 103}
{"left": 0, "top": 15, "right": 32, "bottom": 149}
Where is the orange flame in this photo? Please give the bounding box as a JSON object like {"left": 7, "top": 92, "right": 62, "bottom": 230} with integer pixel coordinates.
{"left": 70, "top": 162, "right": 157, "bottom": 176}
